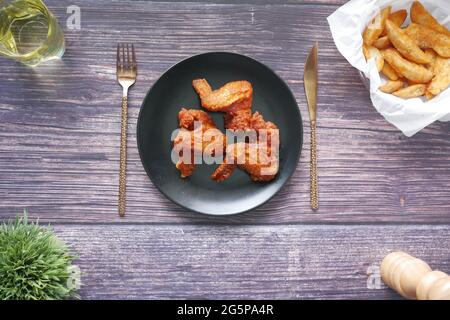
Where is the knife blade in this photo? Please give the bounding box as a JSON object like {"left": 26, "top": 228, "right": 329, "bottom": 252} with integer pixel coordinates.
{"left": 304, "top": 42, "right": 319, "bottom": 210}
{"left": 304, "top": 42, "right": 318, "bottom": 122}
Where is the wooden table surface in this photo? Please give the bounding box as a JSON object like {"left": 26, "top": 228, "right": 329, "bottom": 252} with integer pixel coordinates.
{"left": 0, "top": 0, "right": 449, "bottom": 299}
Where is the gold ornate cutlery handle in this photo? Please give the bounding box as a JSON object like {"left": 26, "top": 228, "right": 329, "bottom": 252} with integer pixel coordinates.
{"left": 310, "top": 121, "right": 319, "bottom": 210}
{"left": 118, "top": 96, "right": 128, "bottom": 217}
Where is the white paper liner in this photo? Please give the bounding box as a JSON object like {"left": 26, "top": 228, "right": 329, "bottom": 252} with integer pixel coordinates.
{"left": 328, "top": 0, "right": 450, "bottom": 136}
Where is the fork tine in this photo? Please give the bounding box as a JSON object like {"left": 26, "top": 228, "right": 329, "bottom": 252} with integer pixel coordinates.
{"left": 116, "top": 44, "right": 121, "bottom": 70}
{"left": 131, "top": 44, "right": 137, "bottom": 69}
{"left": 122, "top": 44, "right": 126, "bottom": 69}
{"left": 126, "top": 44, "right": 131, "bottom": 70}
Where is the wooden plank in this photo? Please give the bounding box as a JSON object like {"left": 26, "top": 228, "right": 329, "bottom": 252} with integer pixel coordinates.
{"left": 52, "top": 223, "right": 450, "bottom": 299}
{"left": 0, "top": 0, "right": 449, "bottom": 223}
{"left": 132, "top": 0, "right": 348, "bottom": 4}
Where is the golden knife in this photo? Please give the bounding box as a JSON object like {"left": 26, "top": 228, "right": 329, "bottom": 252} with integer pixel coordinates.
{"left": 304, "top": 42, "right": 319, "bottom": 211}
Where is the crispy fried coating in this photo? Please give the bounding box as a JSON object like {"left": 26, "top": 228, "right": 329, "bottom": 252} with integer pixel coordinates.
{"left": 192, "top": 79, "right": 253, "bottom": 112}
{"left": 404, "top": 23, "right": 450, "bottom": 58}
{"left": 385, "top": 19, "right": 431, "bottom": 64}
{"left": 381, "top": 10, "right": 408, "bottom": 36}
{"left": 379, "top": 80, "right": 404, "bottom": 93}
{"left": 382, "top": 48, "right": 433, "bottom": 83}
{"left": 363, "top": 45, "right": 384, "bottom": 72}
{"left": 373, "top": 36, "right": 392, "bottom": 50}
{"left": 410, "top": 1, "right": 450, "bottom": 36}
{"left": 191, "top": 79, "right": 280, "bottom": 182}
{"left": 392, "top": 84, "right": 427, "bottom": 98}
{"left": 427, "top": 56, "right": 450, "bottom": 96}
{"left": 381, "top": 61, "right": 400, "bottom": 80}
{"left": 174, "top": 108, "right": 224, "bottom": 178}
{"left": 223, "top": 98, "right": 253, "bottom": 130}
{"left": 363, "top": 7, "right": 391, "bottom": 46}
{"left": 212, "top": 141, "right": 279, "bottom": 182}
{"left": 212, "top": 112, "right": 279, "bottom": 182}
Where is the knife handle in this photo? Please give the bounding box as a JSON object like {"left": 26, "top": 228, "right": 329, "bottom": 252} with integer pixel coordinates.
{"left": 310, "top": 121, "right": 319, "bottom": 210}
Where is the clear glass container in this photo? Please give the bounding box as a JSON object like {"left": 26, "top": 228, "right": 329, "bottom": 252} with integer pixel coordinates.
{"left": 0, "top": 0, "right": 65, "bottom": 66}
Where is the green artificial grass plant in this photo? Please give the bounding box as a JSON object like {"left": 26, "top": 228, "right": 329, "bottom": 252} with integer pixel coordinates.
{"left": 0, "top": 214, "right": 80, "bottom": 300}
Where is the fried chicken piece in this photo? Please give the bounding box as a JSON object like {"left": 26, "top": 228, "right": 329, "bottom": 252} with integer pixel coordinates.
{"left": 178, "top": 108, "right": 216, "bottom": 131}
{"left": 192, "top": 79, "right": 253, "bottom": 111}
{"left": 173, "top": 108, "right": 224, "bottom": 178}
{"left": 211, "top": 139, "right": 279, "bottom": 182}
{"left": 223, "top": 98, "right": 253, "bottom": 130}
{"left": 174, "top": 108, "right": 279, "bottom": 182}
{"left": 210, "top": 162, "right": 238, "bottom": 182}
{"left": 193, "top": 79, "right": 253, "bottom": 130}
{"left": 192, "top": 79, "right": 280, "bottom": 182}
{"left": 249, "top": 111, "right": 278, "bottom": 147}
{"left": 212, "top": 112, "right": 280, "bottom": 182}
{"left": 192, "top": 79, "right": 253, "bottom": 180}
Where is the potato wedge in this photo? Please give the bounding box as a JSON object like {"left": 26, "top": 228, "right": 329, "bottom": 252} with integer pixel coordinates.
{"left": 424, "top": 48, "right": 437, "bottom": 73}
{"left": 363, "top": 44, "right": 384, "bottom": 72}
{"left": 427, "top": 56, "right": 450, "bottom": 96}
{"left": 381, "top": 10, "right": 408, "bottom": 36}
{"left": 425, "top": 90, "right": 435, "bottom": 100}
{"left": 362, "top": 45, "right": 369, "bottom": 60}
{"left": 392, "top": 84, "right": 427, "bottom": 98}
{"left": 411, "top": 1, "right": 450, "bottom": 37}
{"left": 385, "top": 20, "right": 431, "bottom": 64}
{"left": 373, "top": 36, "right": 392, "bottom": 50}
{"left": 363, "top": 7, "right": 391, "bottom": 46}
{"left": 404, "top": 23, "right": 450, "bottom": 58}
{"left": 379, "top": 80, "right": 404, "bottom": 93}
{"left": 382, "top": 48, "right": 433, "bottom": 83}
{"left": 406, "top": 79, "right": 420, "bottom": 86}
{"left": 424, "top": 48, "right": 437, "bottom": 63}
{"left": 381, "top": 61, "right": 399, "bottom": 80}
{"left": 406, "top": 79, "right": 422, "bottom": 87}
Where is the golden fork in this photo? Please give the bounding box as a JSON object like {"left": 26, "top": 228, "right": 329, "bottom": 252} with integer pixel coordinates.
{"left": 116, "top": 43, "right": 137, "bottom": 217}
{"left": 304, "top": 42, "right": 319, "bottom": 211}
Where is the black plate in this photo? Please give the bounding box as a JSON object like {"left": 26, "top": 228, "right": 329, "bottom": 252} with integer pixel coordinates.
{"left": 137, "top": 52, "right": 302, "bottom": 215}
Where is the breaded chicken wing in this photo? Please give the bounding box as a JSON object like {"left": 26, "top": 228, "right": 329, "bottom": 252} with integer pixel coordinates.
{"left": 193, "top": 79, "right": 254, "bottom": 130}
{"left": 212, "top": 112, "right": 280, "bottom": 182}
{"left": 173, "top": 108, "right": 224, "bottom": 178}
{"left": 190, "top": 79, "right": 280, "bottom": 182}
{"left": 192, "top": 79, "right": 253, "bottom": 112}
{"left": 211, "top": 139, "right": 279, "bottom": 182}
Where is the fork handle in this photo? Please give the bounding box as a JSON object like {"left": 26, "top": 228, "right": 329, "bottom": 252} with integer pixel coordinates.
{"left": 118, "top": 96, "right": 128, "bottom": 217}
{"left": 310, "top": 121, "right": 319, "bottom": 210}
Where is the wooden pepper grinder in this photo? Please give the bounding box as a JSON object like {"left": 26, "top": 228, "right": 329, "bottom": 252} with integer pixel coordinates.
{"left": 380, "top": 251, "right": 450, "bottom": 300}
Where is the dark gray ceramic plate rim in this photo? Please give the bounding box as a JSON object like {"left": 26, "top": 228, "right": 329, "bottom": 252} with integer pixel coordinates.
{"left": 136, "top": 51, "right": 303, "bottom": 215}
